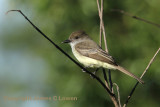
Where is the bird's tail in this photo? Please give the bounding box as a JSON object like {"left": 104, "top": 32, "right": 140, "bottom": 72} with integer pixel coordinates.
{"left": 116, "top": 65, "right": 144, "bottom": 84}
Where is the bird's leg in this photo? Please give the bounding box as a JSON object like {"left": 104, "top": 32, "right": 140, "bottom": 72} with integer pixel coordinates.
{"left": 81, "top": 67, "right": 86, "bottom": 72}
{"left": 81, "top": 65, "right": 99, "bottom": 79}
{"left": 81, "top": 64, "right": 93, "bottom": 73}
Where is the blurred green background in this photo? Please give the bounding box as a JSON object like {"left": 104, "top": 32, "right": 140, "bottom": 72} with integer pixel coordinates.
{"left": 0, "top": 0, "right": 160, "bottom": 107}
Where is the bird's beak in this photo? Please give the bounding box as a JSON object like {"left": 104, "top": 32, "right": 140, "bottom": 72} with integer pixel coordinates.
{"left": 62, "top": 39, "right": 71, "bottom": 43}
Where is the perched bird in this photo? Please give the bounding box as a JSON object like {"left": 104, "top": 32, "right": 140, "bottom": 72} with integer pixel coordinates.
{"left": 62, "top": 30, "right": 144, "bottom": 84}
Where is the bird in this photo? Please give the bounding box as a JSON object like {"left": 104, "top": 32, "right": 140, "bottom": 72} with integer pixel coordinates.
{"left": 62, "top": 30, "right": 144, "bottom": 84}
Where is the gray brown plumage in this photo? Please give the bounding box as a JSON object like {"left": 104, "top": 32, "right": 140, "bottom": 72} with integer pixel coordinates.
{"left": 63, "top": 30, "right": 144, "bottom": 84}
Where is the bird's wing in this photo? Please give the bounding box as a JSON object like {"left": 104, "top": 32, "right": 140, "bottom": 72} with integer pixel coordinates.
{"left": 75, "top": 40, "right": 117, "bottom": 66}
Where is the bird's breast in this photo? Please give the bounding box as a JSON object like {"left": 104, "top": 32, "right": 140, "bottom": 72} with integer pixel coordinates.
{"left": 70, "top": 45, "right": 116, "bottom": 69}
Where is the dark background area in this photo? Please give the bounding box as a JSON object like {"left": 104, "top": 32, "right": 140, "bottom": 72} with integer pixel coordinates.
{"left": 0, "top": 0, "right": 160, "bottom": 107}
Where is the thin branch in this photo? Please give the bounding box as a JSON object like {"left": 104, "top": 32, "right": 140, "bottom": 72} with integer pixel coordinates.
{"left": 97, "top": 0, "right": 108, "bottom": 53}
{"left": 96, "top": 0, "right": 101, "bottom": 16}
{"left": 123, "top": 48, "right": 160, "bottom": 107}
{"left": 99, "top": 23, "right": 102, "bottom": 47}
{"left": 111, "top": 9, "right": 160, "bottom": 28}
{"left": 6, "top": 10, "right": 114, "bottom": 97}
{"left": 100, "top": 0, "right": 103, "bottom": 48}
{"left": 101, "top": 1, "right": 108, "bottom": 53}
{"left": 108, "top": 69, "right": 113, "bottom": 92}
{"left": 123, "top": 82, "right": 139, "bottom": 107}
{"left": 97, "top": 1, "right": 119, "bottom": 107}
{"left": 103, "top": 68, "right": 108, "bottom": 83}
{"left": 140, "top": 48, "right": 160, "bottom": 78}
{"left": 114, "top": 83, "right": 121, "bottom": 107}
{"left": 103, "top": 68, "right": 110, "bottom": 91}
{"left": 97, "top": 0, "right": 113, "bottom": 92}
{"left": 97, "top": 0, "right": 102, "bottom": 47}
{"left": 103, "top": 69, "right": 119, "bottom": 107}
{"left": 108, "top": 88, "right": 119, "bottom": 107}
{"left": 97, "top": 0, "right": 111, "bottom": 94}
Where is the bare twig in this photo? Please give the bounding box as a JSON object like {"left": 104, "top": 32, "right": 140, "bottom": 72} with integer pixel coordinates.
{"left": 100, "top": 0, "right": 108, "bottom": 53}
{"left": 114, "top": 83, "right": 121, "bottom": 107}
{"left": 97, "top": 0, "right": 108, "bottom": 52}
{"left": 6, "top": 10, "right": 114, "bottom": 96}
{"left": 97, "top": 0, "right": 102, "bottom": 47}
{"left": 123, "top": 82, "right": 138, "bottom": 107}
{"left": 103, "top": 68, "right": 108, "bottom": 83}
{"left": 99, "top": 23, "right": 102, "bottom": 47}
{"left": 109, "top": 91, "right": 119, "bottom": 107}
{"left": 140, "top": 48, "right": 160, "bottom": 78}
{"left": 108, "top": 69, "right": 113, "bottom": 92}
{"left": 97, "top": 0, "right": 111, "bottom": 93}
{"left": 97, "top": 1, "right": 119, "bottom": 107}
{"left": 123, "top": 48, "right": 160, "bottom": 107}
{"left": 103, "top": 69, "right": 119, "bottom": 107}
{"left": 111, "top": 9, "right": 160, "bottom": 28}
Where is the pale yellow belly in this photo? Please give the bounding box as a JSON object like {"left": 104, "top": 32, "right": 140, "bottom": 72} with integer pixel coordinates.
{"left": 72, "top": 47, "right": 116, "bottom": 69}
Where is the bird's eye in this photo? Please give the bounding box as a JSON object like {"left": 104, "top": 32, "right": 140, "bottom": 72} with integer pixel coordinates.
{"left": 75, "top": 36, "right": 79, "bottom": 39}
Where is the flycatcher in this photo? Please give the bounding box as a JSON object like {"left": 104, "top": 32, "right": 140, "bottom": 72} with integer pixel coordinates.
{"left": 62, "top": 30, "right": 144, "bottom": 84}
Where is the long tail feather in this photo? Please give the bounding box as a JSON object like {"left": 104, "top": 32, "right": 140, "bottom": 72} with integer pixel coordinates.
{"left": 116, "top": 66, "right": 144, "bottom": 84}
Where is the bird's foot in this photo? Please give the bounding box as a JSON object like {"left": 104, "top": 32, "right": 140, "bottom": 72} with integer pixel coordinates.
{"left": 81, "top": 69, "right": 86, "bottom": 73}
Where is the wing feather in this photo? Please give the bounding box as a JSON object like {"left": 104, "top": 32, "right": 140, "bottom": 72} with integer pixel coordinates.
{"left": 75, "top": 41, "right": 117, "bottom": 66}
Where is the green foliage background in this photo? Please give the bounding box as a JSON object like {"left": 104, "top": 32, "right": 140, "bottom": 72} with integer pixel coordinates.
{"left": 0, "top": 0, "right": 160, "bottom": 107}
